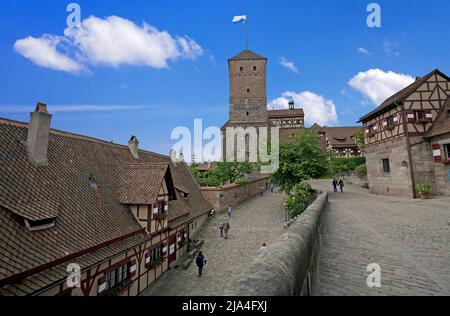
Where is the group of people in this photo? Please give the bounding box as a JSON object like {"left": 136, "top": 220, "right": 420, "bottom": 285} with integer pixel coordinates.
{"left": 219, "top": 222, "right": 231, "bottom": 239}
{"left": 333, "top": 178, "right": 345, "bottom": 193}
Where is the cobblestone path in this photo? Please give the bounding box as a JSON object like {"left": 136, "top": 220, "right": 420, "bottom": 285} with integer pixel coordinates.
{"left": 143, "top": 190, "right": 286, "bottom": 296}
{"left": 312, "top": 180, "right": 450, "bottom": 296}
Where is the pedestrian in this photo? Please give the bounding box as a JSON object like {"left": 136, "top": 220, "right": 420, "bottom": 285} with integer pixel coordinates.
{"left": 196, "top": 252, "right": 207, "bottom": 278}
{"left": 260, "top": 243, "right": 268, "bottom": 254}
{"left": 260, "top": 186, "right": 264, "bottom": 197}
{"left": 227, "top": 206, "right": 232, "bottom": 218}
{"left": 219, "top": 223, "right": 224, "bottom": 238}
{"left": 224, "top": 222, "right": 231, "bottom": 239}
{"left": 270, "top": 184, "right": 275, "bottom": 193}
{"left": 209, "top": 209, "right": 216, "bottom": 218}
{"left": 339, "top": 179, "right": 345, "bottom": 193}
{"left": 332, "top": 178, "right": 338, "bottom": 193}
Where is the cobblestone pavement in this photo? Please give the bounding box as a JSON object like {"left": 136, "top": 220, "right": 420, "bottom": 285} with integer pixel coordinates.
{"left": 312, "top": 180, "right": 450, "bottom": 296}
{"left": 143, "top": 190, "right": 286, "bottom": 296}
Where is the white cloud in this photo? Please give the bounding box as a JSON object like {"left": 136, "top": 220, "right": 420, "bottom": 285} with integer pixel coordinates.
{"left": 383, "top": 39, "right": 400, "bottom": 57}
{"left": 269, "top": 91, "right": 338, "bottom": 127}
{"left": 279, "top": 57, "right": 299, "bottom": 74}
{"left": 357, "top": 47, "right": 371, "bottom": 55}
{"left": 14, "top": 16, "right": 203, "bottom": 73}
{"left": 14, "top": 35, "right": 85, "bottom": 74}
{"left": 348, "top": 69, "right": 415, "bottom": 105}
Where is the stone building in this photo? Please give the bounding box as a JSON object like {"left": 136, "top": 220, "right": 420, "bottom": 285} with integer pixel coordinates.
{"left": 359, "top": 69, "right": 450, "bottom": 198}
{"left": 0, "top": 103, "right": 212, "bottom": 296}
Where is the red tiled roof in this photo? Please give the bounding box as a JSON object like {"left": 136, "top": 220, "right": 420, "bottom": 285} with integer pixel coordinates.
{"left": 0, "top": 117, "right": 211, "bottom": 291}
{"left": 117, "top": 164, "right": 169, "bottom": 205}
{"left": 268, "top": 109, "right": 305, "bottom": 118}
{"left": 325, "top": 127, "right": 361, "bottom": 148}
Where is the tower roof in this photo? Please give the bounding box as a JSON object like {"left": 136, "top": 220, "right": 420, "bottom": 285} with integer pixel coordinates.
{"left": 229, "top": 50, "right": 266, "bottom": 61}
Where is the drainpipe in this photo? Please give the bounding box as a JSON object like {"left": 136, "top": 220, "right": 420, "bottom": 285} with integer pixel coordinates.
{"left": 400, "top": 102, "right": 417, "bottom": 199}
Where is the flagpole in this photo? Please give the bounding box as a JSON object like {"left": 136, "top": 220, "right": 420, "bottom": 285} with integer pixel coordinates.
{"left": 245, "top": 18, "right": 248, "bottom": 50}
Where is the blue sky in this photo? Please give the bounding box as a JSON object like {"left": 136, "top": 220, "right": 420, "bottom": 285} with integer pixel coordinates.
{"left": 0, "top": 0, "right": 449, "bottom": 155}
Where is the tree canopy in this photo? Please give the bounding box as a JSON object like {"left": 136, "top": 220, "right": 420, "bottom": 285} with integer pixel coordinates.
{"left": 272, "top": 130, "right": 328, "bottom": 192}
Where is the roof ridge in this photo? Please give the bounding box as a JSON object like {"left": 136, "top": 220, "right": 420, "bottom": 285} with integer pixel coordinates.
{"left": 0, "top": 116, "right": 169, "bottom": 159}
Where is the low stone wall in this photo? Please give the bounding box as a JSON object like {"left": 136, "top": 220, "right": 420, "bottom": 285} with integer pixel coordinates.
{"left": 336, "top": 172, "right": 368, "bottom": 187}
{"left": 200, "top": 177, "right": 270, "bottom": 213}
{"left": 223, "top": 192, "right": 328, "bottom": 296}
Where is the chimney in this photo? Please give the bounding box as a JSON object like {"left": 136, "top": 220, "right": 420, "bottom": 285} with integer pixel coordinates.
{"left": 128, "top": 136, "right": 139, "bottom": 159}
{"left": 415, "top": 76, "right": 421, "bottom": 81}
{"left": 27, "top": 102, "right": 52, "bottom": 166}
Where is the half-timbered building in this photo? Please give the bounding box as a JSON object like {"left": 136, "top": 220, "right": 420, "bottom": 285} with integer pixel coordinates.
{"left": 359, "top": 69, "right": 450, "bottom": 198}
{"left": 0, "top": 103, "right": 212, "bottom": 296}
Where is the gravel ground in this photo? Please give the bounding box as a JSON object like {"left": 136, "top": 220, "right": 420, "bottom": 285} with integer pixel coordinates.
{"left": 143, "top": 190, "right": 286, "bottom": 296}
{"left": 312, "top": 180, "right": 450, "bottom": 296}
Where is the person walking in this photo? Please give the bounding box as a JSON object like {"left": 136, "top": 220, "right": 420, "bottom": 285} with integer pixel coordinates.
{"left": 339, "top": 179, "right": 345, "bottom": 193}
{"left": 219, "top": 223, "right": 224, "bottom": 238}
{"left": 224, "top": 222, "right": 231, "bottom": 239}
{"left": 270, "top": 184, "right": 275, "bottom": 193}
{"left": 227, "top": 206, "right": 232, "bottom": 218}
{"left": 196, "top": 252, "right": 207, "bottom": 278}
{"left": 260, "top": 186, "right": 265, "bottom": 197}
{"left": 260, "top": 243, "right": 268, "bottom": 254}
{"left": 332, "top": 178, "right": 338, "bottom": 193}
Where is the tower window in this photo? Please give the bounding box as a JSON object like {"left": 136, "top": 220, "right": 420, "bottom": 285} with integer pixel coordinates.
{"left": 240, "top": 67, "right": 243, "bottom": 72}
{"left": 253, "top": 66, "right": 257, "bottom": 71}
{"left": 247, "top": 88, "right": 250, "bottom": 93}
{"left": 246, "top": 112, "right": 249, "bottom": 116}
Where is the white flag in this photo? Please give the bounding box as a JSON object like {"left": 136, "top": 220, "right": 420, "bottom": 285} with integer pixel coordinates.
{"left": 232, "top": 15, "right": 247, "bottom": 24}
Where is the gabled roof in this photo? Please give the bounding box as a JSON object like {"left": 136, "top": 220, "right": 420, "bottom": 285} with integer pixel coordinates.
{"left": 229, "top": 50, "right": 266, "bottom": 61}
{"left": 359, "top": 69, "right": 450, "bottom": 123}
{"left": 117, "top": 163, "right": 171, "bottom": 205}
{"left": 425, "top": 96, "right": 450, "bottom": 138}
{"left": 268, "top": 109, "right": 305, "bottom": 118}
{"left": 325, "top": 127, "right": 361, "bottom": 148}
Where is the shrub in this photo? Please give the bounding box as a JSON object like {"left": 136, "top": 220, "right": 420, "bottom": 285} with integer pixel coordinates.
{"left": 234, "top": 178, "right": 250, "bottom": 186}
{"left": 416, "top": 183, "right": 432, "bottom": 195}
{"left": 356, "top": 164, "right": 367, "bottom": 178}
{"left": 285, "top": 182, "right": 313, "bottom": 218}
{"left": 330, "top": 157, "right": 366, "bottom": 175}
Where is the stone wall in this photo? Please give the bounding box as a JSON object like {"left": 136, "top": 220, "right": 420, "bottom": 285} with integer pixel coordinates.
{"left": 366, "top": 137, "right": 415, "bottom": 198}
{"left": 430, "top": 134, "right": 450, "bottom": 196}
{"left": 223, "top": 192, "right": 328, "bottom": 296}
{"left": 200, "top": 177, "right": 270, "bottom": 213}
{"left": 410, "top": 138, "right": 436, "bottom": 193}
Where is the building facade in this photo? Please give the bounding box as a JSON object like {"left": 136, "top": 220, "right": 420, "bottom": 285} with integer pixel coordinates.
{"left": 0, "top": 104, "right": 212, "bottom": 296}
{"left": 359, "top": 69, "right": 450, "bottom": 198}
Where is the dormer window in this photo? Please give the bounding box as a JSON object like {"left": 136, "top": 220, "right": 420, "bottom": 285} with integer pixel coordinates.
{"left": 25, "top": 218, "right": 56, "bottom": 232}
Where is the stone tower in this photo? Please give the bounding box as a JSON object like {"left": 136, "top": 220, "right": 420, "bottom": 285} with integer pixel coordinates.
{"left": 228, "top": 50, "right": 268, "bottom": 124}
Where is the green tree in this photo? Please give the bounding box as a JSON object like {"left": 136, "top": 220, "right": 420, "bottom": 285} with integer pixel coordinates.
{"left": 272, "top": 131, "right": 328, "bottom": 192}
{"left": 214, "top": 162, "right": 253, "bottom": 184}
{"left": 353, "top": 128, "right": 365, "bottom": 154}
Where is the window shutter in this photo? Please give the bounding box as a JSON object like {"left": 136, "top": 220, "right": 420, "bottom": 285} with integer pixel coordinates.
{"left": 145, "top": 252, "right": 151, "bottom": 268}
{"left": 393, "top": 115, "right": 399, "bottom": 124}
{"left": 382, "top": 117, "right": 388, "bottom": 129}
{"left": 424, "top": 110, "right": 433, "bottom": 123}
{"left": 98, "top": 275, "right": 107, "bottom": 296}
{"left": 432, "top": 144, "right": 442, "bottom": 162}
{"left": 162, "top": 243, "right": 168, "bottom": 256}
{"left": 405, "top": 110, "right": 415, "bottom": 123}
{"left": 130, "top": 259, "right": 137, "bottom": 277}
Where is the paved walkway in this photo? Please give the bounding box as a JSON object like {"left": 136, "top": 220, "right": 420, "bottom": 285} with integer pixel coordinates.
{"left": 312, "top": 180, "right": 450, "bottom": 296}
{"left": 143, "top": 190, "right": 286, "bottom": 296}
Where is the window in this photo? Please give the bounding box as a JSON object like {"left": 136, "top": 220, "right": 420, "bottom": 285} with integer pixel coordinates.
{"left": 382, "top": 159, "right": 391, "bottom": 173}
{"left": 240, "top": 66, "right": 243, "bottom": 72}
{"left": 415, "top": 110, "right": 425, "bottom": 121}
{"left": 445, "top": 144, "right": 450, "bottom": 160}
{"left": 105, "top": 262, "right": 130, "bottom": 295}
{"left": 368, "top": 124, "right": 376, "bottom": 135}
{"left": 387, "top": 116, "right": 395, "bottom": 126}
{"left": 253, "top": 66, "right": 257, "bottom": 71}
{"left": 247, "top": 88, "right": 250, "bottom": 93}
{"left": 157, "top": 201, "right": 165, "bottom": 215}
{"left": 149, "top": 244, "right": 165, "bottom": 263}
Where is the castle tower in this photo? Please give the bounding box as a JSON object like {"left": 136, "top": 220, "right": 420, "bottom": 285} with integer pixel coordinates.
{"left": 228, "top": 50, "right": 268, "bottom": 124}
